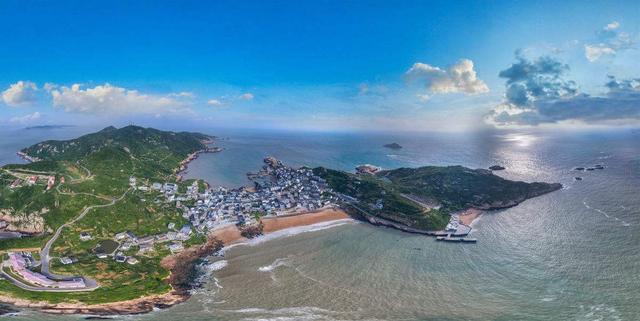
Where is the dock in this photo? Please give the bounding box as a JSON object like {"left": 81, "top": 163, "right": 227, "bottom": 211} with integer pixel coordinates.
{"left": 436, "top": 234, "right": 477, "bottom": 243}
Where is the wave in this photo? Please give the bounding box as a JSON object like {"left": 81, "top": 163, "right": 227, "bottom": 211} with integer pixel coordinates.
{"left": 258, "top": 257, "right": 290, "bottom": 272}
{"left": 222, "top": 306, "right": 350, "bottom": 321}
{"left": 577, "top": 304, "right": 622, "bottom": 321}
{"left": 582, "top": 199, "right": 631, "bottom": 227}
{"left": 207, "top": 260, "right": 228, "bottom": 272}
{"left": 224, "top": 219, "right": 356, "bottom": 251}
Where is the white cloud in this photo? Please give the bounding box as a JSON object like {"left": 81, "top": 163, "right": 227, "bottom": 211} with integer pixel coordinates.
{"left": 2, "top": 81, "right": 38, "bottom": 107}
{"left": 10, "top": 111, "right": 41, "bottom": 124}
{"left": 169, "top": 92, "right": 195, "bottom": 98}
{"left": 239, "top": 93, "right": 254, "bottom": 101}
{"left": 405, "top": 59, "right": 489, "bottom": 95}
{"left": 207, "top": 99, "right": 223, "bottom": 106}
{"left": 584, "top": 21, "right": 635, "bottom": 62}
{"left": 416, "top": 94, "right": 430, "bottom": 102}
{"left": 43, "top": 83, "right": 57, "bottom": 91}
{"left": 605, "top": 21, "right": 620, "bottom": 31}
{"left": 585, "top": 44, "right": 616, "bottom": 62}
{"left": 50, "top": 83, "right": 191, "bottom": 115}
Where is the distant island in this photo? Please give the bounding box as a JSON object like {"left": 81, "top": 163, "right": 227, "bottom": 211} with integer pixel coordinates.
{"left": 383, "top": 142, "right": 402, "bottom": 149}
{"left": 24, "top": 125, "right": 75, "bottom": 130}
{"left": 0, "top": 126, "right": 562, "bottom": 315}
{"left": 489, "top": 165, "right": 506, "bottom": 171}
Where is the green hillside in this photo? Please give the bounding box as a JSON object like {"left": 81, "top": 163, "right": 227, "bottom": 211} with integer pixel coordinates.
{"left": 0, "top": 126, "right": 212, "bottom": 304}
{"left": 314, "top": 165, "right": 561, "bottom": 231}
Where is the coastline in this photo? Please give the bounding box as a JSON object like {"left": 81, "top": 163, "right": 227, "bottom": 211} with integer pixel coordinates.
{"left": 457, "top": 208, "right": 482, "bottom": 226}
{"left": 212, "top": 208, "right": 352, "bottom": 245}
{"left": 175, "top": 140, "right": 222, "bottom": 181}
{"left": 0, "top": 208, "right": 352, "bottom": 316}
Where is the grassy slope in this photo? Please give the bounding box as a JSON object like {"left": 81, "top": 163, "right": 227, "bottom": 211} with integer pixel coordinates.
{"left": 313, "top": 167, "right": 449, "bottom": 230}
{"left": 0, "top": 125, "right": 209, "bottom": 304}
{"left": 315, "top": 165, "right": 561, "bottom": 231}
{"left": 378, "top": 166, "right": 562, "bottom": 211}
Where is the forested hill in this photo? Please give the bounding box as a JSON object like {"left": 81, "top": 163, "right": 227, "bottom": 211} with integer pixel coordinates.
{"left": 20, "top": 125, "right": 213, "bottom": 161}
{"left": 314, "top": 165, "right": 561, "bottom": 231}
{"left": 377, "top": 166, "right": 562, "bottom": 211}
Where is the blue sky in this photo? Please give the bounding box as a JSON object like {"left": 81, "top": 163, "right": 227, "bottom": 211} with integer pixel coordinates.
{"left": 1, "top": 0, "right": 639, "bottom": 131}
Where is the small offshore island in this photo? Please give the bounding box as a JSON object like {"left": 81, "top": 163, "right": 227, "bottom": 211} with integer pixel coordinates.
{"left": 0, "top": 126, "right": 561, "bottom": 315}
{"left": 383, "top": 142, "right": 403, "bottom": 150}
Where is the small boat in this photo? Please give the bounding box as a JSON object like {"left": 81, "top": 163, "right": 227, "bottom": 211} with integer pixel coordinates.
{"left": 574, "top": 177, "right": 583, "bottom": 181}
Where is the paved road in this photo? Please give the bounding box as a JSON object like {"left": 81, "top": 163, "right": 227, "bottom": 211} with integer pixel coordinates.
{"left": 37, "top": 187, "right": 131, "bottom": 289}
{"left": 0, "top": 262, "right": 97, "bottom": 292}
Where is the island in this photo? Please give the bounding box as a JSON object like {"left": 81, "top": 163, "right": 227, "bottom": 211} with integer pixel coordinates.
{"left": 0, "top": 126, "right": 562, "bottom": 315}
{"left": 383, "top": 143, "right": 402, "bottom": 150}
{"left": 314, "top": 165, "right": 561, "bottom": 233}
{"left": 489, "top": 165, "right": 506, "bottom": 171}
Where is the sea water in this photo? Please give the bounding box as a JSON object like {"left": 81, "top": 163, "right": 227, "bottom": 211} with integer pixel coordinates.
{"left": 4, "top": 127, "right": 640, "bottom": 321}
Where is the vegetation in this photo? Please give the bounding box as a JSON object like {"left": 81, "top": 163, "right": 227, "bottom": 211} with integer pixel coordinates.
{"left": 378, "top": 166, "right": 562, "bottom": 211}
{"left": 314, "top": 165, "right": 561, "bottom": 230}
{"left": 0, "top": 125, "right": 213, "bottom": 304}
{"left": 314, "top": 167, "right": 449, "bottom": 230}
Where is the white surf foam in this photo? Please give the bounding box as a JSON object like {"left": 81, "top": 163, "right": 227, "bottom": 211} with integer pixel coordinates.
{"left": 258, "top": 257, "right": 290, "bottom": 272}
{"left": 583, "top": 199, "right": 630, "bottom": 227}
{"left": 207, "top": 260, "right": 228, "bottom": 271}
{"left": 223, "top": 219, "right": 356, "bottom": 252}
{"left": 224, "top": 306, "right": 349, "bottom": 321}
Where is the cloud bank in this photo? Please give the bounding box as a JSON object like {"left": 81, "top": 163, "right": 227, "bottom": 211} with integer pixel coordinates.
{"left": 405, "top": 59, "right": 489, "bottom": 95}
{"left": 487, "top": 53, "right": 640, "bottom": 126}
{"left": 1, "top": 81, "right": 38, "bottom": 107}
{"left": 49, "top": 83, "right": 191, "bottom": 116}
{"left": 9, "top": 111, "right": 41, "bottom": 124}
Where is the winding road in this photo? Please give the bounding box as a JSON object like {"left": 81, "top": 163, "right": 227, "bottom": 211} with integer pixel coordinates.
{"left": 37, "top": 187, "right": 131, "bottom": 289}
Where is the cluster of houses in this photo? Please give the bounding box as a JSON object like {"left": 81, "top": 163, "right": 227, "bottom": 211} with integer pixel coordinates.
{"left": 175, "top": 157, "right": 336, "bottom": 233}
{"left": 85, "top": 223, "right": 193, "bottom": 263}
{"left": 58, "top": 157, "right": 335, "bottom": 268}
{"left": 8, "top": 174, "right": 63, "bottom": 191}
{"left": 6, "top": 252, "right": 85, "bottom": 289}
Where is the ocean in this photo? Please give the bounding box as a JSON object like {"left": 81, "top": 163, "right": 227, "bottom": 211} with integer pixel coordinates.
{"left": 2, "top": 126, "right": 640, "bottom": 320}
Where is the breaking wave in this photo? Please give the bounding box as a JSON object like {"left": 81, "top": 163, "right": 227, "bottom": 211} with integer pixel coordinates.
{"left": 258, "top": 257, "right": 290, "bottom": 272}
{"left": 583, "top": 199, "right": 631, "bottom": 227}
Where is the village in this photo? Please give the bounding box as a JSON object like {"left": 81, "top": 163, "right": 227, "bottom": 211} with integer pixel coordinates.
{"left": 1, "top": 156, "right": 339, "bottom": 291}
{"left": 177, "top": 156, "right": 336, "bottom": 233}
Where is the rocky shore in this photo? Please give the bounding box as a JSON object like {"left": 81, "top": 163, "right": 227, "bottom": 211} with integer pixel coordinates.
{"left": 15, "top": 151, "right": 40, "bottom": 163}
{"left": 0, "top": 291, "right": 188, "bottom": 315}
{"left": 0, "top": 234, "right": 225, "bottom": 316}
{"left": 175, "top": 145, "right": 222, "bottom": 181}
{"left": 0, "top": 209, "right": 350, "bottom": 316}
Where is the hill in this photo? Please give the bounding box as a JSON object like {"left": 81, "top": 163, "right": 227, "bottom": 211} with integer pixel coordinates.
{"left": 314, "top": 165, "right": 561, "bottom": 231}
{"left": 20, "top": 125, "right": 212, "bottom": 162}
{"left": 0, "top": 126, "right": 214, "bottom": 305}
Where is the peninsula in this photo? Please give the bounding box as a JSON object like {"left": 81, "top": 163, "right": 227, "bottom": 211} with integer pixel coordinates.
{"left": 0, "top": 126, "right": 562, "bottom": 315}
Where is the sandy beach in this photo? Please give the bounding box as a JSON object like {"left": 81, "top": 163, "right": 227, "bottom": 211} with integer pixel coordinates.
{"left": 458, "top": 208, "right": 482, "bottom": 226}
{"left": 210, "top": 207, "right": 351, "bottom": 245}
{"left": 0, "top": 208, "right": 352, "bottom": 316}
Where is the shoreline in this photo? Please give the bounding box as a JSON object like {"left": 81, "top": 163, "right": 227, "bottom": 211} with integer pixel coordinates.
{"left": 0, "top": 208, "right": 351, "bottom": 316}
{"left": 457, "top": 208, "right": 482, "bottom": 226}
{"left": 210, "top": 207, "right": 352, "bottom": 246}
{"left": 175, "top": 140, "right": 222, "bottom": 181}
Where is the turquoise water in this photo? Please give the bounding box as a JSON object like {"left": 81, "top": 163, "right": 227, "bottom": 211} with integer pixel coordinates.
{"left": 3, "top": 128, "right": 640, "bottom": 320}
